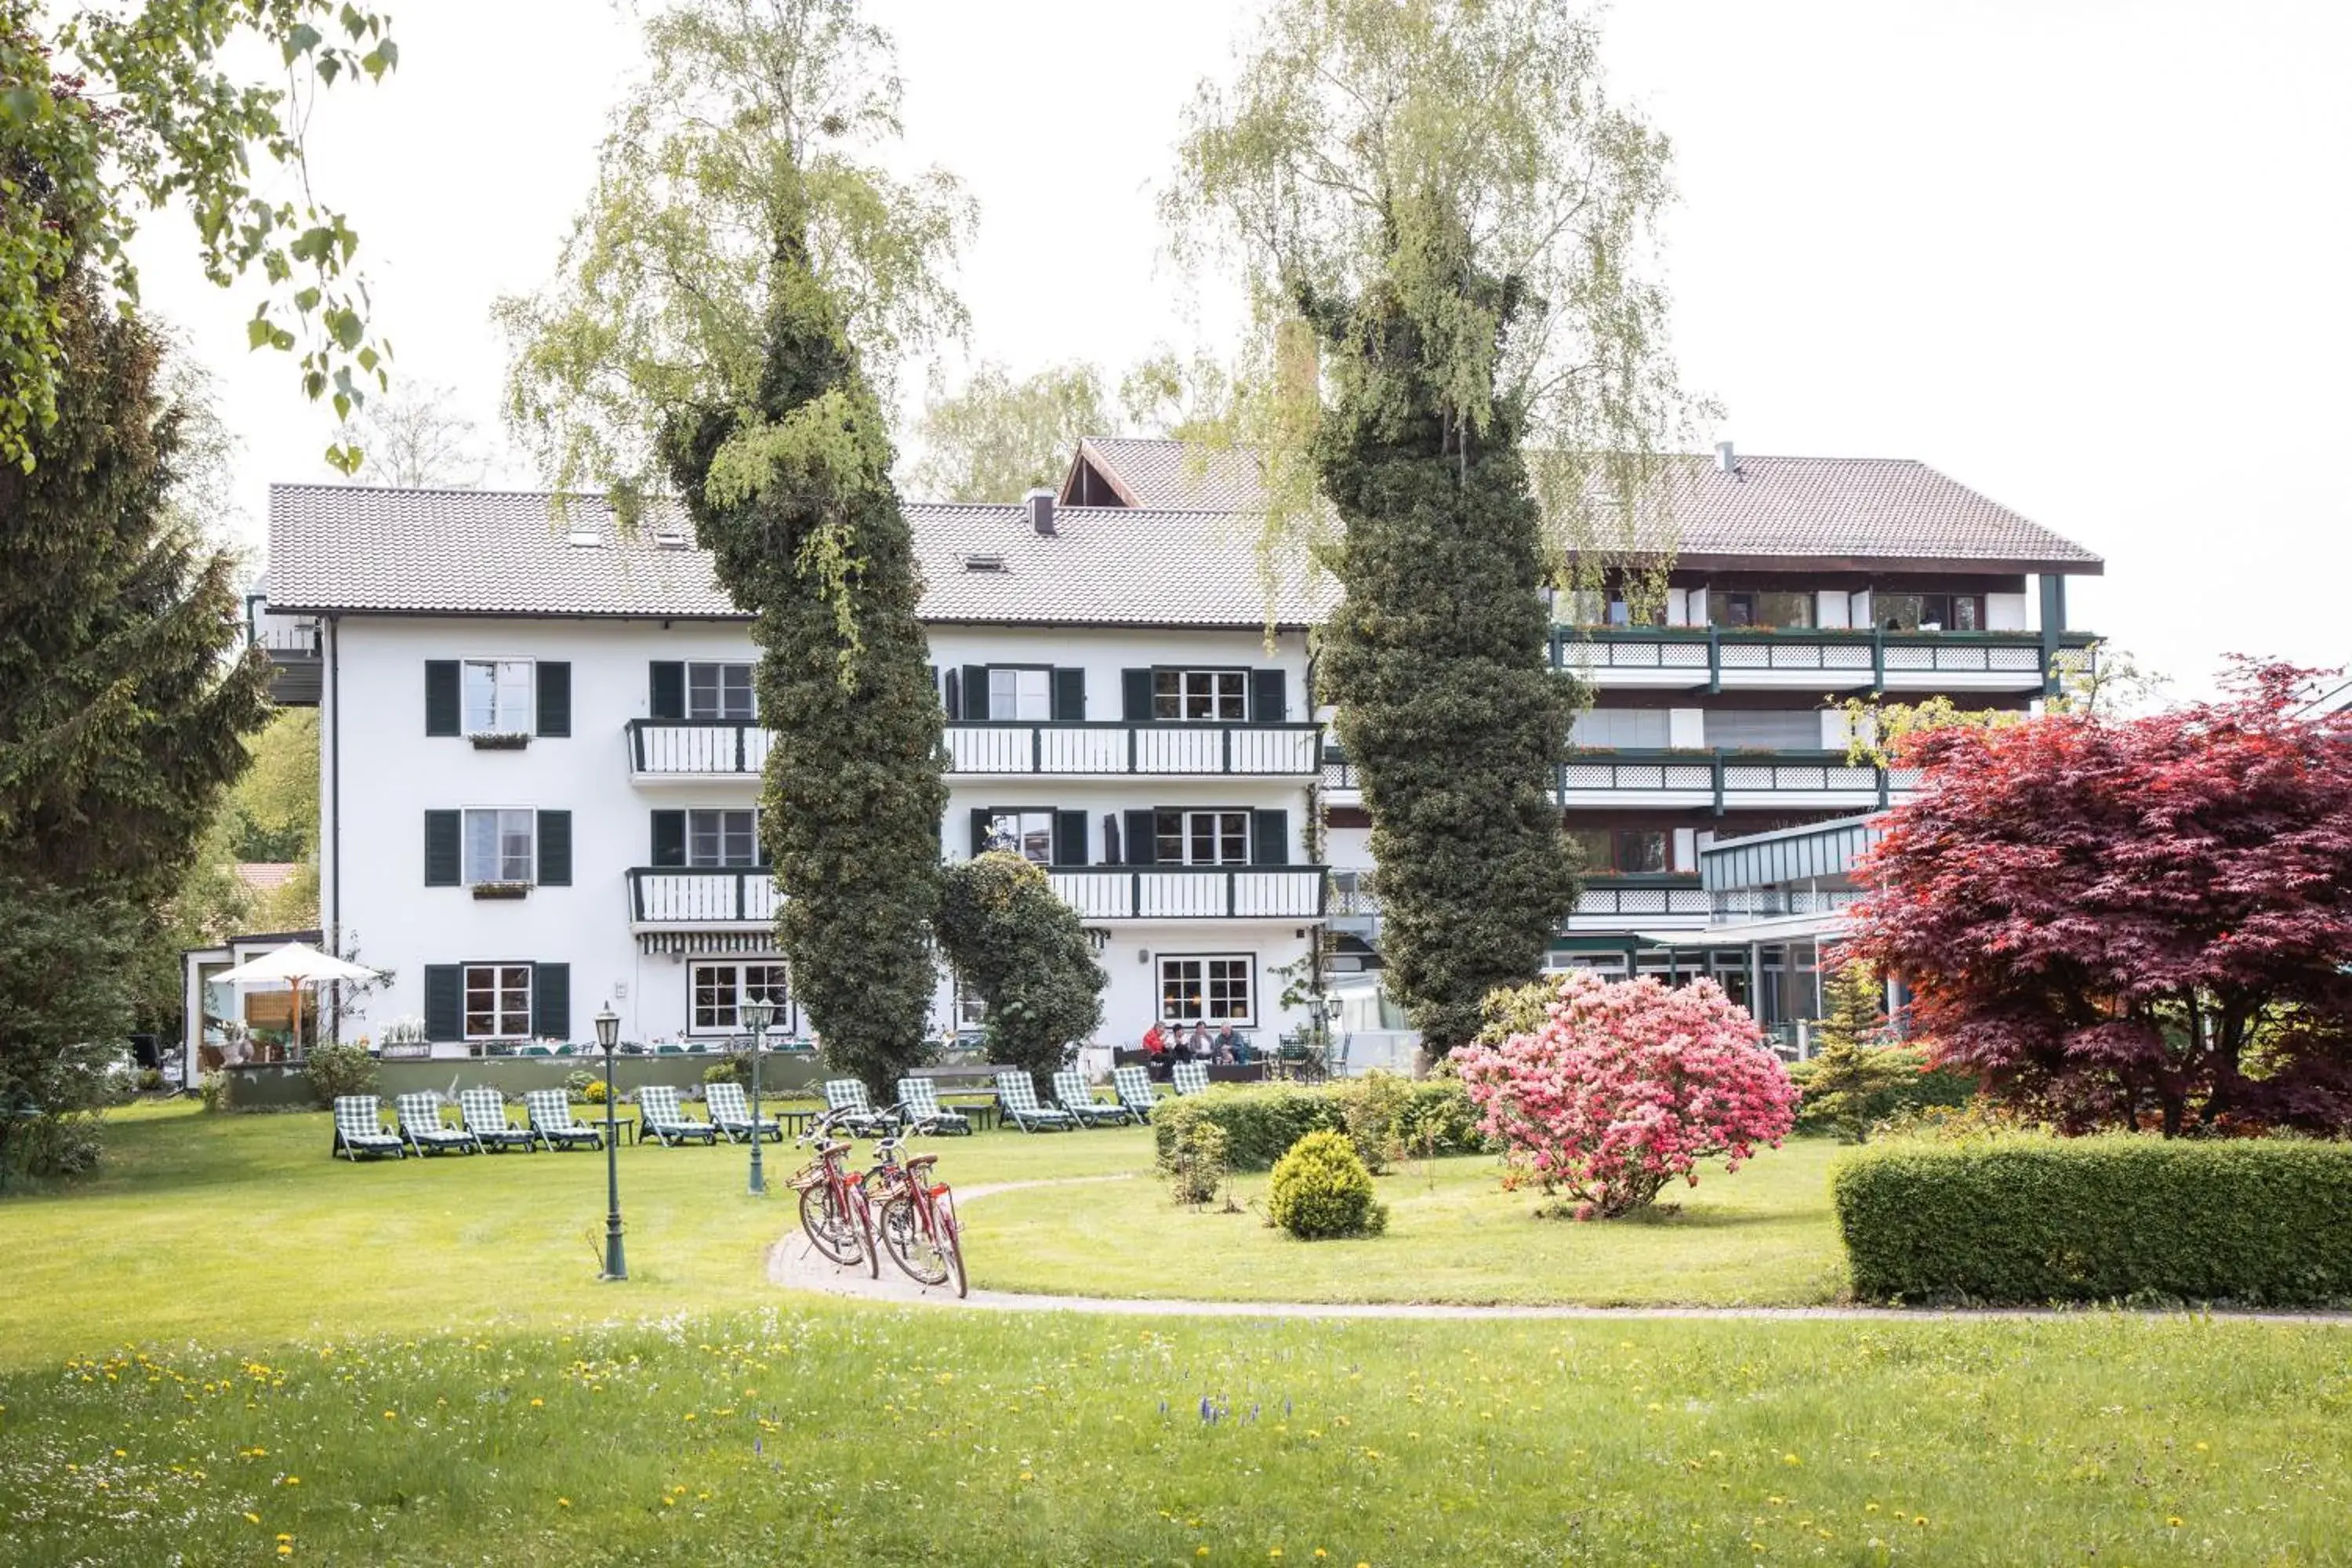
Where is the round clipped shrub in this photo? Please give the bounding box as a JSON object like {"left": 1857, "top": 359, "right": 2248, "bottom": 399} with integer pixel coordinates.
{"left": 1267, "top": 1130, "right": 1388, "bottom": 1240}
{"left": 302, "top": 1041, "right": 379, "bottom": 1108}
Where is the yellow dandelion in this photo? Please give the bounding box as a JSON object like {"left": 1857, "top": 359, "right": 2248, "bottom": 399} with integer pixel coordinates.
{"left": 278, "top": 1549, "right": 292, "bottom": 1559}
{"left": 112, "top": 1449, "right": 126, "bottom": 1458}
{"left": 557, "top": 1498, "right": 572, "bottom": 1508}
{"left": 531, "top": 1399, "right": 545, "bottom": 1408}
{"left": 383, "top": 1410, "right": 397, "bottom": 1420}
{"left": 277, "top": 1536, "right": 292, "bottom": 1544}
{"left": 2168, "top": 1517, "right": 2183, "bottom": 1528}
{"left": 1782, "top": 1453, "right": 1802, "bottom": 1466}
{"left": 285, "top": 1476, "right": 300, "bottom": 1486}
{"left": 243, "top": 1513, "right": 260, "bottom": 1525}
{"left": 661, "top": 1496, "right": 676, "bottom": 1508}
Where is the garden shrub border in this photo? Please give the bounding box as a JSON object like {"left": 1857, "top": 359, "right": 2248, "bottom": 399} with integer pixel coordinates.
{"left": 1833, "top": 1135, "right": 2352, "bottom": 1306}
{"left": 1151, "top": 1077, "right": 1486, "bottom": 1174}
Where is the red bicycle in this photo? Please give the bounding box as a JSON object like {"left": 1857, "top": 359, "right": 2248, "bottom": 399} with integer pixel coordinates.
{"left": 789, "top": 1106, "right": 877, "bottom": 1278}
{"left": 866, "top": 1111, "right": 967, "bottom": 1298}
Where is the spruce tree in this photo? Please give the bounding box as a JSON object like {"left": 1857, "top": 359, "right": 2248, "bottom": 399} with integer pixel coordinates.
{"left": 1802, "top": 959, "right": 1908, "bottom": 1143}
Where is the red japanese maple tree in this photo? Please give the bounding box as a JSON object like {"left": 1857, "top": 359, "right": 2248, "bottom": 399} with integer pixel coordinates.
{"left": 1847, "top": 662, "right": 2352, "bottom": 1136}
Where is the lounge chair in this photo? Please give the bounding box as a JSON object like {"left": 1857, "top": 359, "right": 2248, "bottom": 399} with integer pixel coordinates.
{"left": 993, "top": 1070, "right": 1076, "bottom": 1133}
{"left": 458, "top": 1087, "right": 536, "bottom": 1152}
{"left": 394, "top": 1092, "right": 477, "bottom": 1156}
{"left": 524, "top": 1088, "right": 604, "bottom": 1151}
{"left": 1052, "top": 1067, "right": 1131, "bottom": 1127}
{"left": 636, "top": 1083, "right": 720, "bottom": 1146}
{"left": 1171, "top": 1061, "right": 1210, "bottom": 1097}
{"left": 704, "top": 1081, "right": 782, "bottom": 1144}
{"left": 895, "top": 1076, "right": 971, "bottom": 1135}
{"left": 1111, "top": 1065, "right": 1160, "bottom": 1124}
{"left": 656, "top": 1044, "right": 684, "bottom": 1056}
{"left": 821, "top": 1079, "right": 898, "bottom": 1139}
{"left": 331, "top": 1095, "right": 405, "bottom": 1161}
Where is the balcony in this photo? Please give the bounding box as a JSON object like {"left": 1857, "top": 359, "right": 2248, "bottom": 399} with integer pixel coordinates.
{"left": 626, "top": 868, "right": 780, "bottom": 928}
{"left": 947, "top": 721, "right": 1321, "bottom": 779}
{"left": 1569, "top": 873, "right": 1710, "bottom": 930}
{"left": 1044, "top": 864, "right": 1327, "bottom": 922}
{"left": 1551, "top": 626, "right": 2097, "bottom": 695}
{"left": 1558, "top": 749, "right": 1922, "bottom": 813}
{"left": 630, "top": 720, "right": 773, "bottom": 782}
{"left": 245, "top": 610, "right": 321, "bottom": 706}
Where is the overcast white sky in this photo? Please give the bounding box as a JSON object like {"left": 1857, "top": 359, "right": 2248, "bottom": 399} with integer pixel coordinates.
{"left": 132, "top": 0, "right": 2352, "bottom": 699}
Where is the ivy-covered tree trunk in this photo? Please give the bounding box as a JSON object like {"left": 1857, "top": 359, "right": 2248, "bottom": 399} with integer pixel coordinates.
{"left": 1314, "top": 293, "right": 1583, "bottom": 1054}
{"left": 663, "top": 231, "right": 949, "bottom": 1098}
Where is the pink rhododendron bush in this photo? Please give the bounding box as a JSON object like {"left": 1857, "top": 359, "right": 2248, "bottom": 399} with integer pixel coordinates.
{"left": 1454, "top": 971, "right": 1799, "bottom": 1219}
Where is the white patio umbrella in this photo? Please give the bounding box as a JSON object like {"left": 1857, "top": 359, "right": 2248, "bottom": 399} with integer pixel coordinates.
{"left": 210, "top": 942, "right": 381, "bottom": 1058}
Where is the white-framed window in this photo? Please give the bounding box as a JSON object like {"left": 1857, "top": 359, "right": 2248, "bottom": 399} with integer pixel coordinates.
{"left": 463, "top": 963, "right": 532, "bottom": 1040}
{"left": 953, "top": 972, "right": 986, "bottom": 1029}
{"left": 462, "top": 659, "right": 533, "bottom": 734}
{"left": 987, "top": 666, "right": 1051, "bottom": 721}
{"left": 687, "top": 662, "right": 757, "bottom": 721}
{"left": 689, "top": 960, "right": 789, "bottom": 1033}
{"left": 687, "top": 808, "right": 761, "bottom": 868}
{"left": 981, "top": 809, "right": 1055, "bottom": 865}
{"left": 1152, "top": 669, "right": 1246, "bottom": 722}
{"left": 1160, "top": 955, "right": 1254, "bottom": 1025}
{"left": 1155, "top": 808, "right": 1248, "bottom": 866}
{"left": 463, "top": 808, "right": 535, "bottom": 885}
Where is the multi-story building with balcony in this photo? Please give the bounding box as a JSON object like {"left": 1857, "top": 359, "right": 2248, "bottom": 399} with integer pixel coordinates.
{"left": 260, "top": 485, "right": 1330, "bottom": 1055}
{"left": 1058, "top": 437, "right": 2104, "bottom": 1025}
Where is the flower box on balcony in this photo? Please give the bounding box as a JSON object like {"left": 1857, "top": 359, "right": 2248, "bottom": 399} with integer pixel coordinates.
{"left": 469, "top": 731, "right": 531, "bottom": 750}
{"left": 471, "top": 880, "right": 532, "bottom": 901}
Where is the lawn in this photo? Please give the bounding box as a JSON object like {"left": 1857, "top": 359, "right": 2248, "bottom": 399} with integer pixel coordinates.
{"left": 5, "top": 1105, "right": 2352, "bottom": 1566}
{"left": 965, "top": 1138, "right": 1849, "bottom": 1306}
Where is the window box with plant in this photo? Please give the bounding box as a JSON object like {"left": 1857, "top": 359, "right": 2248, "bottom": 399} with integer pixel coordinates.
{"left": 471, "top": 880, "right": 532, "bottom": 900}
{"left": 377, "top": 1016, "right": 430, "bottom": 1059}
{"left": 469, "top": 730, "right": 531, "bottom": 751}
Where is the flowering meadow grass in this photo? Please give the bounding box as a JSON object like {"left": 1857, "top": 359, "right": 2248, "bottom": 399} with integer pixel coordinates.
{"left": 5, "top": 1104, "right": 2352, "bottom": 1564}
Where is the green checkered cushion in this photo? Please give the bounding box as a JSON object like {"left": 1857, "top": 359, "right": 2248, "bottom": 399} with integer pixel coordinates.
{"left": 459, "top": 1088, "right": 528, "bottom": 1141}
{"left": 332, "top": 1095, "right": 397, "bottom": 1147}
{"left": 1051, "top": 1068, "right": 1124, "bottom": 1123}
{"left": 525, "top": 1088, "right": 597, "bottom": 1143}
{"left": 704, "top": 1081, "right": 776, "bottom": 1133}
{"left": 1171, "top": 1061, "right": 1210, "bottom": 1096}
{"left": 1112, "top": 1065, "right": 1158, "bottom": 1116}
{"left": 896, "top": 1077, "right": 971, "bottom": 1132}
{"left": 638, "top": 1085, "right": 689, "bottom": 1128}
{"left": 994, "top": 1070, "right": 1073, "bottom": 1124}
{"left": 395, "top": 1093, "right": 468, "bottom": 1145}
{"left": 823, "top": 1079, "right": 874, "bottom": 1114}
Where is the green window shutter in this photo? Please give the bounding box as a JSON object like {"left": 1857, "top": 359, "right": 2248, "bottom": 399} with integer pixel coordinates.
{"left": 1249, "top": 669, "right": 1287, "bottom": 723}
{"left": 423, "top": 964, "right": 463, "bottom": 1043}
{"left": 424, "top": 661, "right": 459, "bottom": 736}
{"left": 1053, "top": 809, "right": 1087, "bottom": 866}
{"left": 648, "top": 661, "right": 685, "bottom": 720}
{"left": 1123, "top": 809, "right": 1158, "bottom": 866}
{"left": 532, "top": 963, "right": 570, "bottom": 1042}
{"left": 535, "top": 661, "right": 572, "bottom": 737}
{"left": 943, "top": 667, "right": 963, "bottom": 720}
{"left": 649, "top": 810, "right": 685, "bottom": 868}
{"left": 536, "top": 810, "right": 572, "bottom": 886}
{"left": 424, "top": 810, "right": 461, "bottom": 886}
{"left": 961, "top": 666, "right": 990, "bottom": 722}
{"left": 1051, "top": 668, "right": 1086, "bottom": 723}
{"left": 1251, "top": 808, "right": 1290, "bottom": 866}
{"left": 1121, "top": 669, "right": 1152, "bottom": 722}
{"left": 970, "top": 808, "right": 995, "bottom": 858}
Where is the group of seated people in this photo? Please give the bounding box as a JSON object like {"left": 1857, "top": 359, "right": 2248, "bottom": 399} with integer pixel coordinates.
{"left": 1141, "top": 1018, "right": 1250, "bottom": 1066}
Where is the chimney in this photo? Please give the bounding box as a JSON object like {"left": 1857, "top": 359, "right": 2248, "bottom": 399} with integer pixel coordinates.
{"left": 1025, "top": 488, "right": 1057, "bottom": 536}
{"left": 1715, "top": 440, "right": 1737, "bottom": 475}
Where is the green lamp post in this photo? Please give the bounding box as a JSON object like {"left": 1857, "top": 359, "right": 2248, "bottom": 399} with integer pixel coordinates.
{"left": 741, "top": 995, "right": 773, "bottom": 1196}
{"left": 595, "top": 1004, "right": 626, "bottom": 1281}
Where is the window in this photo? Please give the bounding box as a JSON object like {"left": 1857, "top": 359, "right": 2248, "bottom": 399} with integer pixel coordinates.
{"left": 1160, "top": 955, "right": 1254, "bottom": 1025}
{"left": 1702, "top": 710, "right": 1824, "bottom": 750}
{"left": 1570, "top": 708, "right": 1672, "bottom": 750}
{"left": 463, "top": 809, "right": 535, "bottom": 885}
{"left": 463, "top": 964, "right": 532, "bottom": 1040}
{"left": 979, "top": 810, "right": 1055, "bottom": 865}
{"left": 1155, "top": 808, "right": 1248, "bottom": 866}
{"left": 1152, "top": 669, "right": 1246, "bottom": 722}
{"left": 687, "top": 808, "right": 761, "bottom": 868}
{"left": 462, "top": 659, "right": 532, "bottom": 734}
{"left": 1571, "top": 828, "right": 1670, "bottom": 875}
{"left": 689, "top": 960, "right": 788, "bottom": 1033}
{"left": 1875, "top": 593, "right": 1984, "bottom": 633}
{"left": 1708, "top": 590, "right": 1814, "bottom": 630}
{"left": 953, "top": 973, "right": 986, "bottom": 1029}
{"left": 686, "top": 662, "right": 756, "bottom": 720}
{"left": 988, "top": 667, "right": 1051, "bottom": 721}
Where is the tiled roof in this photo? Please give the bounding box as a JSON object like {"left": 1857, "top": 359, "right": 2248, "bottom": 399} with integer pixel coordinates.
{"left": 267, "top": 485, "right": 1334, "bottom": 628}
{"left": 1073, "top": 439, "right": 2103, "bottom": 574}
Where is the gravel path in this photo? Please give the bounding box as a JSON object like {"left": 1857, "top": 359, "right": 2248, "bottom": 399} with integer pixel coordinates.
{"left": 766, "top": 1174, "right": 2352, "bottom": 1324}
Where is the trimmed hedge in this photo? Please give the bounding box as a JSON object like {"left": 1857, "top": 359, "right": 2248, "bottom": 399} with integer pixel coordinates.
{"left": 1151, "top": 1077, "right": 1485, "bottom": 1173}
{"left": 1833, "top": 1136, "right": 2352, "bottom": 1305}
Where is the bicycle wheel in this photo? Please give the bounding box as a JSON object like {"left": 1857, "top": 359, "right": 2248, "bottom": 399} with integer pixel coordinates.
{"left": 877, "top": 1194, "right": 954, "bottom": 1288}
{"left": 935, "top": 1188, "right": 967, "bottom": 1300}
{"left": 848, "top": 1182, "right": 880, "bottom": 1279}
{"left": 797, "top": 1181, "right": 864, "bottom": 1268}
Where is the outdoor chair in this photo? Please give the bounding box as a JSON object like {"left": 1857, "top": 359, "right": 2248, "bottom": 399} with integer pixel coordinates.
{"left": 895, "top": 1076, "right": 971, "bottom": 1135}
{"left": 394, "top": 1092, "right": 477, "bottom": 1156}
{"left": 1052, "top": 1068, "right": 1132, "bottom": 1127}
{"left": 822, "top": 1079, "right": 898, "bottom": 1139}
{"left": 1111, "top": 1065, "right": 1160, "bottom": 1124}
{"left": 656, "top": 1044, "right": 684, "bottom": 1056}
{"left": 636, "top": 1084, "right": 720, "bottom": 1146}
{"left": 458, "top": 1087, "right": 536, "bottom": 1152}
{"left": 524, "top": 1088, "right": 603, "bottom": 1152}
{"left": 1171, "top": 1061, "right": 1210, "bottom": 1097}
{"left": 704, "top": 1081, "right": 782, "bottom": 1144}
{"left": 331, "top": 1095, "right": 405, "bottom": 1162}
{"left": 993, "top": 1070, "right": 1076, "bottom": 1133}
